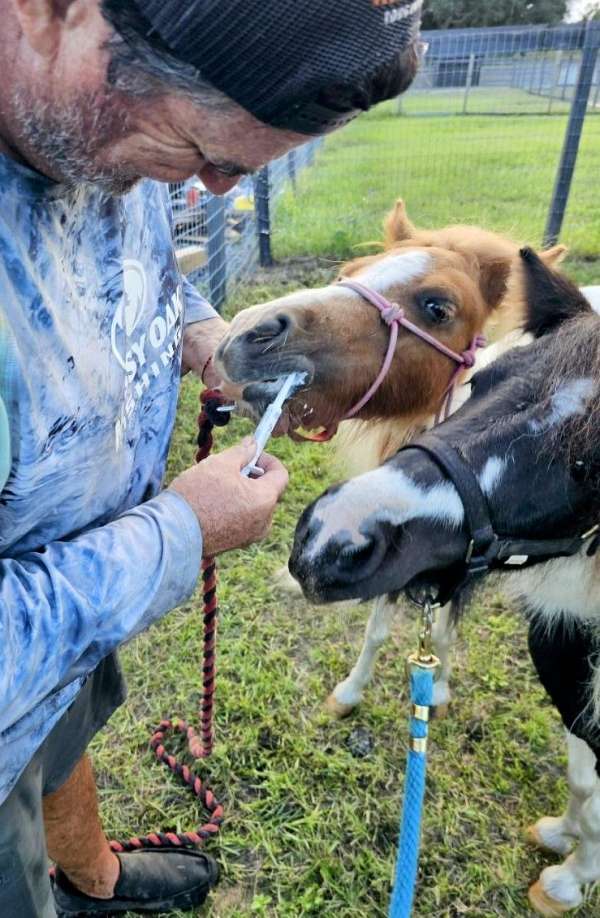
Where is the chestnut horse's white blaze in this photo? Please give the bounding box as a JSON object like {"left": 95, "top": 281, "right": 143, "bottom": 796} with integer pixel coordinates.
{"left": 353, "top": 249, "right": 433, "bottom": 291}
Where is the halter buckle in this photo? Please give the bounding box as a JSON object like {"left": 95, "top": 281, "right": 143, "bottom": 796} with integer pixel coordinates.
{"left": 581, "top": 523, "right": 600, "bottom": 542}
{"left": 465, "top": 538, "right": 475, "bottom": 564}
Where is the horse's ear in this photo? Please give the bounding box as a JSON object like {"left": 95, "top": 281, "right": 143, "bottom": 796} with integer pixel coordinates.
{"left": 520, "top": 246, "right": 591, "bottom": 337}
{"left": 478, "top": 258, "right": 511, "bottom": 311}
{"left": 384, "top": 198, "right": 416, "bottom": 247}
{"left": 539, "top": 244, "right": 568, "bottom": 267}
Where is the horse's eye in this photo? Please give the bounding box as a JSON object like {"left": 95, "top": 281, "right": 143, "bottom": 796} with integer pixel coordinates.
{"left": 572, "top": 460, "right": 587, "bottom": 483}
{"left": 419, "top": 295, "right": 455, "bottom": 324}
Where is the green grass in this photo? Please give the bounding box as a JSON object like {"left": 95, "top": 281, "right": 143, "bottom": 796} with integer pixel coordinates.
{"left": 91, "top": 105, "right": 600, "bottom": 917}
{"left": 401, "top": 86, "right": 573, "bottom": 117}
{"left": 273, "top": 103, "right": 600, "bottom": 268}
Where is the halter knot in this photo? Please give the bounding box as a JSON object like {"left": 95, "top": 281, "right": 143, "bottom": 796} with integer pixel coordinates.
{"left": 380, "top": 302, "right": 404, "bottom": 326}
{"left": 460, "top": 334, "right": 487, "bottom": 368}
{"left": 300, "top": 278, "right": 489, "bottom": 440}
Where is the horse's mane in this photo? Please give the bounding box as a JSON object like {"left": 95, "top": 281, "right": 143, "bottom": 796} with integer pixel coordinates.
{"left": 543, "top": 314, "right": 600, "bottom": 475}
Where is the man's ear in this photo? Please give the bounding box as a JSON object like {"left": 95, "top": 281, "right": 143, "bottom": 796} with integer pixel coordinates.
{"left": 383, "top": 198, "right": 416, "bottom": 247}
{"left": 13, "top": 0, "right": 70, "bottom": 58}
{"left": 520, "top": 246, "right": 591, "bottom": 337}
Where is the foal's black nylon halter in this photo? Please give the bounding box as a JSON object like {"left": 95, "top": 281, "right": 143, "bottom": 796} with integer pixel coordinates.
{"left": 401, "top": 433, "right": 600, "bottom": 607}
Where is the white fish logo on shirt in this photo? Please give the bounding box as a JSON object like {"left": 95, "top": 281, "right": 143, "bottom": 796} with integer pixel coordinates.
{"left": 111, "top": 259, "right": 147, "bottom": 370}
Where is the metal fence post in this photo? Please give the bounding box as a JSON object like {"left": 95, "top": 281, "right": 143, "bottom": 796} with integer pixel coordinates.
{"left": 254, "top": 166, "right": 273, "bottom": 268}
{"left": 544, "top": 21, "right": 600, "bottom": 246}
{"left": 206, "top": 193, "right": 227, "bottom": 310}
{"left": 287, "top": 151, "right": 297, "bottom": 193}
{"left": 462, "top": 53, "right": 475, "bottom": 114}
{"left": 537, "top": 52, "right": 548, "bottom": 98}
{"left": 548, "top": 49, "right": 563, "bottom": 113}
{"left": 562, "top": 51, "right": 574, "bottom": 99}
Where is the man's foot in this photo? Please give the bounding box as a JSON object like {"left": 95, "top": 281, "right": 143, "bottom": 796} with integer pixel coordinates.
{"left": 52, "top": 847, "right": 219, "bottom": 915}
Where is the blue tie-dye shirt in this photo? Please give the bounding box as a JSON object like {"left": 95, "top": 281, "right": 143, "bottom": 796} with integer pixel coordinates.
{"left": 0, "top": 156, "right": 217, "bottom": 804}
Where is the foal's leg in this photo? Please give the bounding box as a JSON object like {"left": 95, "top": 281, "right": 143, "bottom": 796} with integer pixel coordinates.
{"left": 526, "top": 731, "right": 597, "bottom": 857}
{"left": 529, "top": 741, "right": 600, "bottom": 916}
{"left": 526, "top": 616, "right": 600, "bottom": 914}
{"left": 326, "top": 599, "right": 456, "bottom": 718}
{"left": 326, "top": 595, "right": 397, "bottom": 717}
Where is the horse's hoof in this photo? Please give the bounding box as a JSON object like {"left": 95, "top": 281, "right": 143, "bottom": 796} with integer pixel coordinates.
{"left": 528, "top": 880, "right": 572, "bottom": 917}
{"left": 431, "top": 702, "right": 450, "bottom": 719}
{"left": 325, "top": 693, "right": 357, "bottom": 718}
{"left": 525, "top": 823, "right": 550, "bottom": 852}
{"left": 525, "top": 821, "right": 575, "bottom": 856}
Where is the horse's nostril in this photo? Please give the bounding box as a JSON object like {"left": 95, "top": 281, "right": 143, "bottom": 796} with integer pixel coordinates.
{"left": 245, "top": 315, "right": 290, "bottom": 346}
{"left": 337, "top": 539, "right": 378, "bottom": 574}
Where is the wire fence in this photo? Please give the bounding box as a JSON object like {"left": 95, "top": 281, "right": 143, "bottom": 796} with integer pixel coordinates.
{"left": 405, "top": 21, "right": 600, "bottom": 116}
{"left": 172, "top": 20, "right": 600, "bottom": 308}
{"left": 170, "top": 142, "right": 322, "bottom": 308}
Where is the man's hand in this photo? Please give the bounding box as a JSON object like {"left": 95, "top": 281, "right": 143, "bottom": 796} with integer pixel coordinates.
{"left": 182, "top": 317, "right": 229, "bottom": 387}
{"left": 169, "top": 439, "right": 289, "bottom": 557}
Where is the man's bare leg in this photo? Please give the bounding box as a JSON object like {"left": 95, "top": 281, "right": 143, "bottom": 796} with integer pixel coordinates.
{"left": 43, "top": 755, "right": 120, "bottom": 899}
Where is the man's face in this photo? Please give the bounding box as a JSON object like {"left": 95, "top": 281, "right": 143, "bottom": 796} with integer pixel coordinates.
{"left": 9, "top": 0, "right": 309, "bottom": 194}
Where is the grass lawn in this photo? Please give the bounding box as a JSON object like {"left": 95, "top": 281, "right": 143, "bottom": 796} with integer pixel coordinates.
{"left": 273, "top": 102, "right": 600, "bottom": 279}
{"left": 400, "top": 86, "right": 573, "bottom": 118}
{"left": 92, "top": 105, "right": 600, "bottom": 918}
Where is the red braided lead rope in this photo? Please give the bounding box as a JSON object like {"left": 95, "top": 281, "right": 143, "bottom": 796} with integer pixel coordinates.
{"left": 109, "top": 388, "right": 226, "bottom": 853}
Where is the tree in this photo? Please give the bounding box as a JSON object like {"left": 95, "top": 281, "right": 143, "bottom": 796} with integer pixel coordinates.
{"left": 422, "top": 0, "right": 568, "bottom": 30}
{"left": 581, "top": 1, "right": 600, "bottom": 19}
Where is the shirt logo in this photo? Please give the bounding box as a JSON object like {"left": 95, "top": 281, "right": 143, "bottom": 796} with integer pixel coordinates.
{"left": 111, "top": 259, "right": 184, "bottom": 450}
{"left": 111, "top": 259, "right": 147, "bottom": 371}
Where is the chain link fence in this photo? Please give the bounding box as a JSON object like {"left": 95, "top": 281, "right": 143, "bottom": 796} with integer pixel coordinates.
{"left": 169, "top": 142, "right": 321, "bottom": 308}
{"left": 172, "top": 20, "right": 600, "bottom": 307}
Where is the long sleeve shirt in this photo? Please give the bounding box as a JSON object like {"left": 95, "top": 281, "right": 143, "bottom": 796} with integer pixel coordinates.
{"left": 0, "top": 155, "right": 217, "bottom": 804}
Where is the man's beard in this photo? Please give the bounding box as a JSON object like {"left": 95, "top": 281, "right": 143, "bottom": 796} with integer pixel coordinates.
{"left": 11, "top": 89, "right": 141, "bottom": 195}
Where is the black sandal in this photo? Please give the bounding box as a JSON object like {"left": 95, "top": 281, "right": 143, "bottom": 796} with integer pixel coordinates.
{"left": 52, "top": 847, "right": 219, "bottom": 915}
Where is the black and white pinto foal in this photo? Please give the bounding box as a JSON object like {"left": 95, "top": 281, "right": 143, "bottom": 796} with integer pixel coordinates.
{"left": 290, "top": 250, "right": 600, "bottom": 918}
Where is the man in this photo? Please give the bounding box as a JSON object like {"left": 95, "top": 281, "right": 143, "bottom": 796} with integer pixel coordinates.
{"left": 0, "top": 1, "right": 421, "bottom": 915}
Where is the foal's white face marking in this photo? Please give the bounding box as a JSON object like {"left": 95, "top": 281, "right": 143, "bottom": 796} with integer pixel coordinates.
{"left": 352, "top": 250, "right": 433, "bottom": 294}
{"left": 529, "top": 378, "right": 595, "bottom": 433}
{"left": 304, "top": 464, "right": 464, "bottom": 560}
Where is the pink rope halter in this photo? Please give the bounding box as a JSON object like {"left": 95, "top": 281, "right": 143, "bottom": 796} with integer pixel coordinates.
{"left": 302, "top": 279, "right": 485, "bottom": 442}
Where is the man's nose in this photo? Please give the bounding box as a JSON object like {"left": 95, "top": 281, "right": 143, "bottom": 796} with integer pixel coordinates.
{"left": 198, "top": 164, "right": 240, "bottom": 195}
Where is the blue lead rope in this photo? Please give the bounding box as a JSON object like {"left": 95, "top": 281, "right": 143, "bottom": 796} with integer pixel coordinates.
{"left": 389, "top": 665, "right": 435, "bottom": 918}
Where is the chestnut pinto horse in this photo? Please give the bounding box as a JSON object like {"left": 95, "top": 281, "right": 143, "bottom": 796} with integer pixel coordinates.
{"left": 216, "top": 200, "right": 567, "bottom": 715}
{"left": 289, "top": 250, "right": 600, "bottom": 917}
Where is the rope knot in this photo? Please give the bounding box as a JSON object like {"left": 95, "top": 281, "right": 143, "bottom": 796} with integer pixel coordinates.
{"left": 461, "top": 334, "right": 486, "bottom": 368}
{"left": 380, "top": 303, "right": 404, "bottom": 326}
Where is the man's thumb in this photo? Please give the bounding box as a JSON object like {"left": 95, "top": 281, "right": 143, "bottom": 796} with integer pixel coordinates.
{"left": 234, "top": 436, "right": 258, "bottom": 466}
